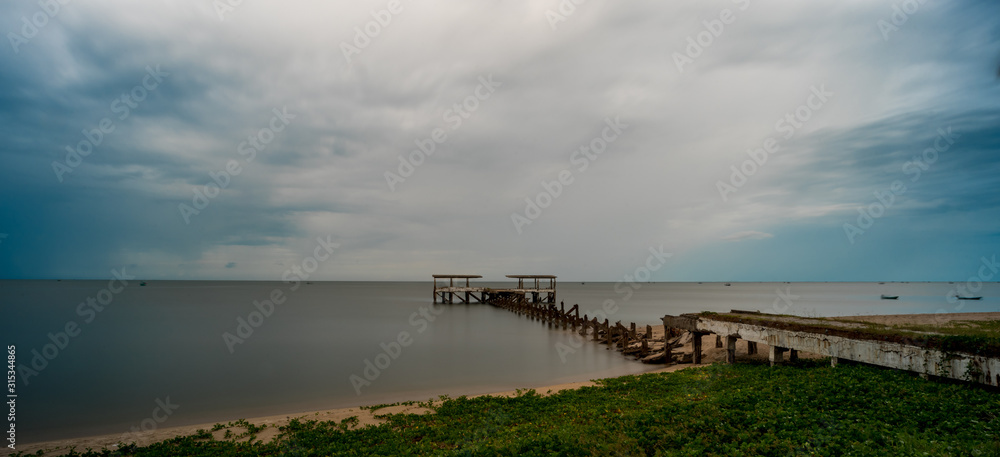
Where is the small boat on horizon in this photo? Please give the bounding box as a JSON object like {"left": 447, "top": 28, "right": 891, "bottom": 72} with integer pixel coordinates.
{"left": 956, "top": 296, "right": 983, "bottom": 300}
{"left": 880, "top": 294, "right": 899, "bottom": 300}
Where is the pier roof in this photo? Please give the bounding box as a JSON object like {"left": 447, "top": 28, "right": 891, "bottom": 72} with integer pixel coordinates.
{"left": 505, "top": 275, "right": 557, "bottom": 278}
{"left": 432, "top": 274, "right": 483, "bottom": 278}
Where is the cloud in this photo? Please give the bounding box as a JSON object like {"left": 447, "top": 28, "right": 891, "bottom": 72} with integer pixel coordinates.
{"left": 722, "top": 231, "right": 774, "bottom": 242}
{"left": 0, "top": 0, "right": 998, "bottom": 281}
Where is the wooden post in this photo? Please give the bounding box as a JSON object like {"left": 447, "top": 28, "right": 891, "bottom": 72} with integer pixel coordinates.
{"left": 726, "top": 336, "right": 737, "bottom": 364}
{"left": 604, "top": 319, "right": 611, "bottom": 346}
{"left": 593, "top": 318, "right": 600, "bottom": 341}
{"left": 645, "top": 325, "right": 652, "bottom": 339}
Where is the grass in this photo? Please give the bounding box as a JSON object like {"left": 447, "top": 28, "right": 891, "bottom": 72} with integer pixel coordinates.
{"left": 18, "top": 360, "right": 1000, "bottom": 456}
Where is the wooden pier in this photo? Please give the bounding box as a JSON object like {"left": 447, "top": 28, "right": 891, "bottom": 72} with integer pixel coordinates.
{"left": 487, "top": 295, "right": 665, "bottom": 360}
{"left": 432, "top": 274, "right": 558, "bottom": 305}
{"left": 432, "top": 274, "right": 485, "bottom": 304}
{"left": 432, "top": 274, "right": 665, "bottom": 360}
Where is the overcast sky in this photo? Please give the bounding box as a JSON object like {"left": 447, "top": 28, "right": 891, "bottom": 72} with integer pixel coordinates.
{"left": 1, "top": 0, "right": 999, "bottom": 282}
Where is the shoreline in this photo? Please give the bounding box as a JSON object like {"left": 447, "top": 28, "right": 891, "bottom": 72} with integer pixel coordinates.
{"left": 12, "top": 362, "right": 712, "bottom": 456}
{"left": 12, "top": 312, "right": 998, "bottom": 456}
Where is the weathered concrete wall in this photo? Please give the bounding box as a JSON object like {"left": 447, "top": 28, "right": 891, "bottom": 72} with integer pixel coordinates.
{"left": 663, "top": 315, "right": 1000, "bottom": 387}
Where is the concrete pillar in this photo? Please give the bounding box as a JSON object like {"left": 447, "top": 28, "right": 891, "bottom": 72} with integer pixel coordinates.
{"left": 830, "top": 356, "right": 838, "bottom": 367}
{"left": 726, "top": 336, "right": 737, "bottom": 364}
{"left": 693, "top": 333, "right": 703, "bottom": 364}
{"left": 769, "top": 346, "right": 787, "bottom": 366}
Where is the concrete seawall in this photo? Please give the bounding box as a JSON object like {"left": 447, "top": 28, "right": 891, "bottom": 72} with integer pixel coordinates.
{"left": 663, "top": 313, "right": 1000, "bottom": 387}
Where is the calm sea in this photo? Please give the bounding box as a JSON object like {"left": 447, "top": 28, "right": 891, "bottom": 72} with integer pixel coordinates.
{"left": 1, "top": 280, "right": 996, "bottom": 443}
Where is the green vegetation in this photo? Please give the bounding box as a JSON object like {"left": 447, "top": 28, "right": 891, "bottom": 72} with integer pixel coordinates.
{"left": 18, "top": 360, "right": 1000, "bottom": 456}
{"left": 889, "top": 320, "right": 1000, "bottom": 356}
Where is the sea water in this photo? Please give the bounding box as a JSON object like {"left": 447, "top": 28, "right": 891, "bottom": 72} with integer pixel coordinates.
{"left": 1, "top": 280, "right": 996, "bottom": 442}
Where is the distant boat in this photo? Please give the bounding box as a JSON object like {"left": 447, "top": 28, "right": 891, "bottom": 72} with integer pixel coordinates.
{"left": 139, "top": 281, "right": 147, "bottom": 286}
{"left": 724, "top": 283, "right": 731, "bottom": 286}
{"left": 956, "top": 296, "right": 982, "bottom": 300}
{"left": 880, "top": 294, "right": 898, "bottom": 300}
